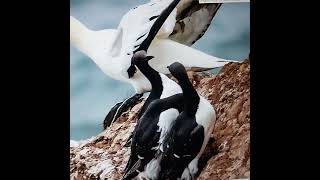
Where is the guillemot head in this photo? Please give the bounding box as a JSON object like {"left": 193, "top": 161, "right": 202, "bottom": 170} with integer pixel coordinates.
{"left": 132, "top": 50, "right": 154, "bottom": 65}
{"left": 167, "top": 62, "right": 187, "bottom": 80}
{"left": 128, "top": 50, "right": 154, "bottom": 78}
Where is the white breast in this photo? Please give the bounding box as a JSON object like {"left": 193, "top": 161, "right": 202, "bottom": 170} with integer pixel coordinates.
{"left": 195, "top": 96, "right": 216, "bottom": 134}
{"left": 157, "top": 108, "right": 180, "bottom": 146}
{"left": 157, "top": 74, "right": 182, "bottom": 147}
{"left": 179, "top": 96, "right": 216, "bottom": 179}
{"left": 159, "top": 74, "right": 182, "bottom": 98}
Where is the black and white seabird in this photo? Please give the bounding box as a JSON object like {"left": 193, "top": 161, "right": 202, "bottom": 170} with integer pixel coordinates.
{"left": 70, "top": 0, "right": 236, "bottom": 128}
{"left": 156, "top": 62, "right": 216, "bottom": 180}
{"left": 119, "top": 0, "right": 184, "bottom": 148}
{"left": 122, "top": 51, "right": 185, "bottom": 180}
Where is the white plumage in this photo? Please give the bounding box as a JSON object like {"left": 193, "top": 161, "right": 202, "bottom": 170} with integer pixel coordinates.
{"left": 70, "top": 0, "right": 236, "bottom": 94}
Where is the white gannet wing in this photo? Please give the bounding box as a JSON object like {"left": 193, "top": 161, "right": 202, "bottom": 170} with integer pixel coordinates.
{"left": 112, "top": 1, "right": 221, "bottom": 55}
{"left": 117, "top": 0, "right": 178, "bottom": 55}
{"left": 170, "top": 2, "right": 222, "bottom": 46}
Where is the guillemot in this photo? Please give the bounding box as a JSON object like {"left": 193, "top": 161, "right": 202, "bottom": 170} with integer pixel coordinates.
{"left": 158, "top": 62, "right": 216, "bottom": 180}
{"left": 70, "top": 0, "right": 233, "bottom": 128}
{"left": 122, "top": 51, "right": 185, "bottom": 180}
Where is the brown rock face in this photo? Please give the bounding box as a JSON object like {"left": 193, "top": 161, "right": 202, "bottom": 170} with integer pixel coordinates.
{"left": 70, "top": 59, "right": 250, "bottom": 180}
{"left": 196, "top": 59, "right": 250, "bottom": 180}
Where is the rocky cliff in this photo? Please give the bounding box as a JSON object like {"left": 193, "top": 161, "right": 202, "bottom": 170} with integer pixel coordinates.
{"left": 70, "top": 58, "right": 250, "bottom": 180}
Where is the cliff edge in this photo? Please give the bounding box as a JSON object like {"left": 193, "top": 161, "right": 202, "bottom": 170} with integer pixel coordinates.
{"left": 70, "top": 58, "right": 250, "bottom": 180}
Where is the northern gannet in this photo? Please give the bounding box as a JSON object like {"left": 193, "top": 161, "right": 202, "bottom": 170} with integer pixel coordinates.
{"left": 70, "top": 0, "right": 234, "bottom": 127}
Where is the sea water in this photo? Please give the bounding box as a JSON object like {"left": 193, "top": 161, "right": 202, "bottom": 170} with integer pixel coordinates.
{"left": 70, "top": 0, "right": 250, "bottom": 140}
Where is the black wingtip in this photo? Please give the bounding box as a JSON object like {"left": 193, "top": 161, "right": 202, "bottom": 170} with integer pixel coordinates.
{"left": 135, "top": 0, "right": 181, "bottom": 53}
{"left": 129, "top": 0, "right": 180, "bottom": 77}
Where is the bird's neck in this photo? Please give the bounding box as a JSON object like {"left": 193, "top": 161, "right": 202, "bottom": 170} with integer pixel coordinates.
{"left": 159, "top": 94, "right": 184, "bottom": 112}
{"left": 135, "top": 62, "right": 163, "bottom": 118}
{"left": 178, "top": 74, "right": 199, "bottom": 115}
{"left": 70, "top": 16, "right": 94, "bottom": 56}
{"left": 70, "top": 16, "right": 121, "bottom": 71}
{"left": 136, "top": 62, "right": 163, "bottom": 96}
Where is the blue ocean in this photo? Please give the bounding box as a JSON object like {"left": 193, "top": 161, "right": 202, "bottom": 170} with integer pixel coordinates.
{"left": 70, "top": 0, "right": 250, "bottom": 140}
